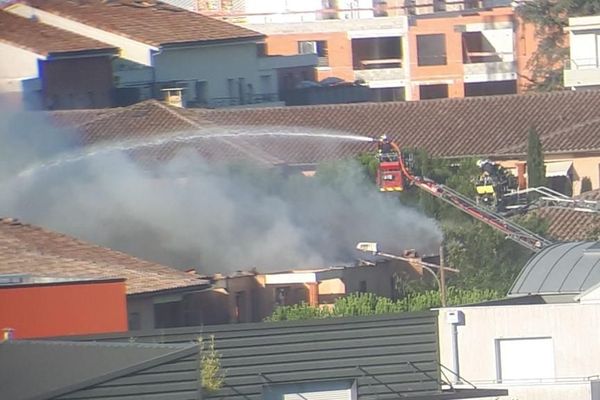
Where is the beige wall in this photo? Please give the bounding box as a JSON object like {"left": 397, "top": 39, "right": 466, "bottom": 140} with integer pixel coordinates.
{"left": 437, "top": 303, "right": 600, "bottom": 400}
{"left": 499, "top": 153, "right": 600, "bottom": 195}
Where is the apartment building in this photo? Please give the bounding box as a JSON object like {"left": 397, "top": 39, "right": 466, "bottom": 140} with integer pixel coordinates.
{"left": 182, "top": 0, "right": 538, "bottom": 101}
{"left": 564, "top": 15, "right": 600, "bottom": 90}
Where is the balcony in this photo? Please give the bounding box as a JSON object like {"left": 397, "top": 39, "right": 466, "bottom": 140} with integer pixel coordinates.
{"left": 354, "top": 67, "right": 405, "bottom": 84}
{"left": 564, "top": 58, "right": 600, "bottom": 88}
{"left": 463, "top": 60, "right": 516, "bottom": 83}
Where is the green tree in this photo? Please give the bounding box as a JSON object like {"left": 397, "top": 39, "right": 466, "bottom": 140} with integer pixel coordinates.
{"left": 527, "top": 127, "right": 545, "bottom": 191}
{"left": 581, "top": 177, "right": 593, "bottom": 194}
{"left": 518, "top": 0, "right": 600, "bottom": 91}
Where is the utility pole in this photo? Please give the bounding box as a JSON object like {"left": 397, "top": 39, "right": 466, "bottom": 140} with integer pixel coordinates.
{"left": 439, "top": 245, "right": 446, "bottom": 307}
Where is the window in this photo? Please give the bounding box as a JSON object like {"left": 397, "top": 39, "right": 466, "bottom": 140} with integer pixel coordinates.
{"left": 495, "top": 337, "right": 555, "bottom": 383}
{"left": 298, "top": 40, "right": 329, "bottom": 67}
{"left": 419, "top": 84, "right": 448, "bottom": 100}
{"left": 417, "top": 34, "right": 447, "bottom": 66}
{"left": 359, "top": 280, "right": 367, "bottom": 293}
{"left": 433, "top": 0, "right": 446, "bottom": 11}
{"left": 195, "top": 80, "right": 208, "bottom": 104}
{"left": 264, "top": 380, "right": 356, "bottom": 400}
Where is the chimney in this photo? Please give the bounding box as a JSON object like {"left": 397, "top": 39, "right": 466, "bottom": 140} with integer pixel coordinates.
{"left": 2, "top": 328, "right": 14, "bottom": 341}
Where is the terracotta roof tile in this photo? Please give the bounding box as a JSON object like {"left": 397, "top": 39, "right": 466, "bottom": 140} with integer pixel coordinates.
{"left": 0, "top": 10, "right": 116, "bottom": 56}
{"left": 46, "top": 90, "right": 600, "bottom": 168}
{"left": 26, "top": 0, "right": 262, "bottom": 47}
{"left": 536, "top": 189, "right": 600, "bottom": 241}
{"left": 0, "top": 218, "right": 209, "bottom": 295}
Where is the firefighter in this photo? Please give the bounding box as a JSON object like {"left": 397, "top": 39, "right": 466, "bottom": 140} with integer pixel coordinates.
{"left": 377, "top": 134, "right": 396, "bottom": 162}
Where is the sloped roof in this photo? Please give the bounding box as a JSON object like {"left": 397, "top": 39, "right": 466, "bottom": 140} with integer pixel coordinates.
{"left": 195, "top": 90, "right": 600, "bottom": 158}
{"left": 25, "top": 0, "right": 263, "bottom": 47}
{"left": 509, "top": 241, "right": 600, "bottom": 296}
{"left": 0, "top": 10, "right": 116, "bottom": 57}
{"left": 46, "top": 90, "right": 600, "bottom": 168}
{"left": 0, "top": 340, "right": 196, "bottom": 400}
{"left": 537, "top": 189, "right": 600, "bottom": 241}
{"left": 0, "top": 218, "right": 209, "bottom": 295}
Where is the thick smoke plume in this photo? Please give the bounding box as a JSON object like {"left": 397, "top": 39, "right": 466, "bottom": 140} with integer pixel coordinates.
{"left": 0, "top": 104, "right": 442, "bottom": 273}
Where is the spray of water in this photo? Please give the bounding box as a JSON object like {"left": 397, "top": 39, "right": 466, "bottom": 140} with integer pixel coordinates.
{"left": 0, "top": 104, "right": 441, "bottom": 273}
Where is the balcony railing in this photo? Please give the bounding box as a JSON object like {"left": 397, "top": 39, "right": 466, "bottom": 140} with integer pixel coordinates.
{"left": 565, "top": 58, "right": 600, "bottom": 70}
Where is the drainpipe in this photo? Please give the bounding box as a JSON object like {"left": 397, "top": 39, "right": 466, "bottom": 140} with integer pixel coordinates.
{"left": 445, "top": 310, "right": 464, "bottom": 384}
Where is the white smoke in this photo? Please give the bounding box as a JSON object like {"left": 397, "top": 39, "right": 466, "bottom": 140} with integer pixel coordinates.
{"left": 0, "top": 104, "right": 442, "bottom": 272}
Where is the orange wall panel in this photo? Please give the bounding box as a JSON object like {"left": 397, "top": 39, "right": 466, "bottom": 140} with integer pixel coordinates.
{"left": 266, "top": 32, "right": 356, "bottom": 82}
{"left": 0, "top": 280, "right": 127, "bottom": 339}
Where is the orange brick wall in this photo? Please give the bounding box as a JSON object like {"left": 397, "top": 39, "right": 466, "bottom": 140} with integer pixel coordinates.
{"left": 408, "top": 8, "right": 517, "bottom": 100}
{"left": 266, "top": 32, "right": 355, "bottom": 82}
{"left": 0, "top": 280, "right": 127, "bottom": 339}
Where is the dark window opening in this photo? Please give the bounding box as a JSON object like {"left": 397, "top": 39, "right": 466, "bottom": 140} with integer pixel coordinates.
{"left": 464, "top": 0, "right": 481, "bottom": 9}
{"left": 464, "top": 80, "right": 516, "bottom": 97}
{"left": 352, "top": 37, "right": 402, "bottom": 70}
{"left": 275, "top": 287, "right": 290, "bottom": 306}
{"left": 154, "top": 301, "right": 184, "bottom": 329}
{"left": 462, "top": 32, "right": 502, "bottom": 63}
{"left": 417, "top": 34, "right": 447, "bottom": 66}
{"left": 419, "top": 84, "right": 448, "bottom": 100}
{"left": 359, "top": 280, "right": 367, "bottom": 293}
{"left": 257, "top": 42, "right": 267, "bottom": 57}
{"left": 370, "top": 87, "right": 405, "bottom": 102}
{"left": 433, "top": 0, "right": 446, "bottom": 11}
{"left": 298, "top": 40, "right": 329, "bottom": 67}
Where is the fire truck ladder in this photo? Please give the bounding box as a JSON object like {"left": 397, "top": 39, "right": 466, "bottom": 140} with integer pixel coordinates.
{"left": 412, "top": 178, "right": 552, "bottom": 252}
{"left": 388, "top": 141, "right": 552, "bottom": 252}
{"left": 503, "top": 187, "right": 600, "bottom": 213}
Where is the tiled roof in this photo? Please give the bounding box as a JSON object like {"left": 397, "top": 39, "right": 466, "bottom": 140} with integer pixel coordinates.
{"left": 0, "top": 10, "right": 116, "bottom": 56}
{"left": 195, "top": 90, "right": 600, "bottom": 159}
{"left": 47, "top": 90, "right": 600, "bottom": 167}
{"left": 26, "top": 0, "right": 263, "bottom": 47}
{"left": 537, "top": 189, "right": 600, "bottom": 241}
{"left": 0, "top": 218, "right": 209, "bottom": 295}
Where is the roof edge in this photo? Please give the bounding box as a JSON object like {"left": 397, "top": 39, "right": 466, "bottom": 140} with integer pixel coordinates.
{"left": 30, "top": 342, "right": 198, "bottom": 400}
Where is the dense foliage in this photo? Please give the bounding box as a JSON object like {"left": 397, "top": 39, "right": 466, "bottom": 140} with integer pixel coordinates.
{"left": 266, "top": 289, "right": 501, "bottom": 321}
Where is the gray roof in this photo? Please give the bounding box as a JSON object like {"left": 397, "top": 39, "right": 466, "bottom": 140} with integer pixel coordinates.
{"left": 65, "top": 312, "right": 506, "bottom": 400}
{"left": 0, "top": 340, "right": 198, "bottom": 400}
{"left": 509, "top": 241, "right": 600, "bottom": 297}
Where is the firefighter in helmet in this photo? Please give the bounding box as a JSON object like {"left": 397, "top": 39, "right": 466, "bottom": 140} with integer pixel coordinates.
{"left": 377, "top": 134, "right": 396, "bottom": 162}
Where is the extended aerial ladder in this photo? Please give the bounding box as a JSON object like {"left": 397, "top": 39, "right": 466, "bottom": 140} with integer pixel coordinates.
{"left": 376, "top": 140, "right": 553, "bottom": 252}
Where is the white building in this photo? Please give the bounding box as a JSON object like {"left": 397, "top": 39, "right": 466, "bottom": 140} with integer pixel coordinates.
{"left": 564, "top": 15, "right": 600, "bottom": 90}
{"left": 438, "top": 241, "right": 600, "bottom": 400}
{"left": 6, "top": 1, "right": 315, "bottom": 108}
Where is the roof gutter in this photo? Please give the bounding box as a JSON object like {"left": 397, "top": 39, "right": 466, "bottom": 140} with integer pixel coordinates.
{"left": 46, "top": 48, "right": 119, "bottom": 60}
{"left": 158, "top": 35, "right": 265, "bottom": 50}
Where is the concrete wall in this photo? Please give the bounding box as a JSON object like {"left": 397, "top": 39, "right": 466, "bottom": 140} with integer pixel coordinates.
{"left": 437, "top": 303, "right": 600, "bottom": 400}
{"left": 154, "top": 42, "right": 266, "bottom": 103}
{"left": 41, "top": 56, "right": 114, "bottom": 109}
{"left": 500, "top": 154, "right": 600, "bottom": 194}
{"left": 0, "top": 42, "right": 38, "bottom": 81}
{"left": 407, "top": 8, "right": 527, "bottom": 100}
